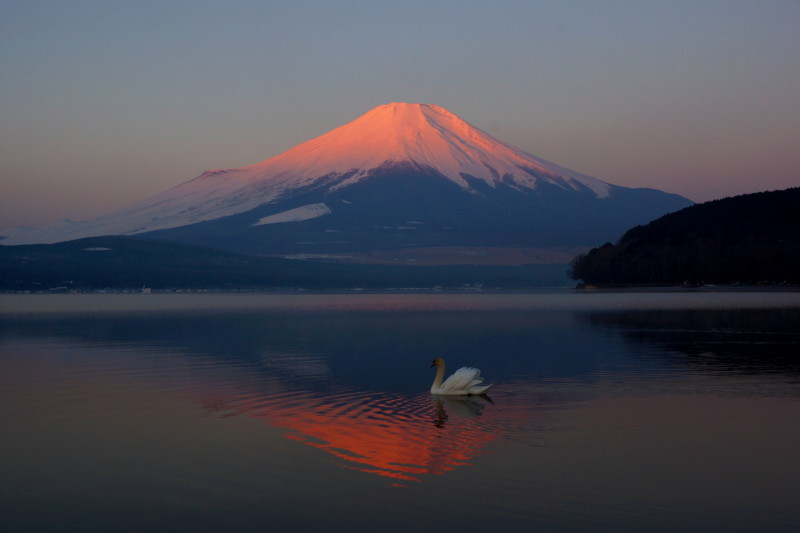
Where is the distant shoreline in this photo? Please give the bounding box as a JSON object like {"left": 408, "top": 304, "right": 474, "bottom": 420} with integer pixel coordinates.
{"left": 574, "top": 283, "right": 799, "bottom": 292}
{"left": 3, "top": 283, "right": 799, "bottom": 297}
{"left": 2, "top": 289, "right": 799, "bottom": 316}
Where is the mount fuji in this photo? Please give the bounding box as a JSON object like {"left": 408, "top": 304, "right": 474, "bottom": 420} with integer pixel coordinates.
{"left": 1, "top": 103, "right": 691, "bottom": 261}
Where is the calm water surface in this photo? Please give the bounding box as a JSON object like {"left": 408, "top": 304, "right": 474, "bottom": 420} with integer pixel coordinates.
{"left": 1, "top": 292, "right": 799, "bottom": 531}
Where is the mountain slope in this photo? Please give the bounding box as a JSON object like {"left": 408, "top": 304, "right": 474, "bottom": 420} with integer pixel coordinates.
{"left": 1, "top": 103, "right": 692, "bottom": 257}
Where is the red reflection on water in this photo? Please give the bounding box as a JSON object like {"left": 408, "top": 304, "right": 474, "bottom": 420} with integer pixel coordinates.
{"left": 203, "top": 390, "right": 500, "bottom": 482}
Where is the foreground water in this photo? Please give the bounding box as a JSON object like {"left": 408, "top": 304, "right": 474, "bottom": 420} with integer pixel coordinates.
{"left": 1, "top": 291, "right": 799, "bottom": 532}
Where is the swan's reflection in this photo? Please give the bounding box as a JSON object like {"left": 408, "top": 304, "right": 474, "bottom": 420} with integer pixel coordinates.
{"left": 433, "top": 395, "right": 492, "bottom": 428}
{"left": 205, "top": 388, "right": 499, "bottom": 483}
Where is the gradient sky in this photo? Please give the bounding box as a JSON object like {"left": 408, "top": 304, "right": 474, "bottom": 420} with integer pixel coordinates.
{"left": 2, "top": 0, "right": 799, "bottom": 230}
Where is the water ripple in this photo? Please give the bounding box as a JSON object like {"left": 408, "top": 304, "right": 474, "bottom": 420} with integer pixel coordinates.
{"left": 194, "top": 384, "right": 505, "bottom": 483}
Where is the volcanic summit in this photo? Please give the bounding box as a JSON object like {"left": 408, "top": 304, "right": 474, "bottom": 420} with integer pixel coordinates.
{"left": 1, "top": 103, "right": 691, "bottom": 262}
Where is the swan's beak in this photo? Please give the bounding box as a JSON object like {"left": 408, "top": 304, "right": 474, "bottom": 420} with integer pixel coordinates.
{"left": 430, "top": 360, "right": 436, "bottom": 367}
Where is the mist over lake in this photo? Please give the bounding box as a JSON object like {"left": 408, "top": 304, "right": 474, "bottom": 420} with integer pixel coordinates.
{"left": 2, "top": 291, "right": 799, "bottom": 531}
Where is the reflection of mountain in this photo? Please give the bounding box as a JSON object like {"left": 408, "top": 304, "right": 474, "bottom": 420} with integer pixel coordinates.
{"left": 200, "top": 388, "right": 497, "bottom": 483}
{"left": 584, "top": 308, "right": 800, "bottom": 376}
{"left": 0, "top": 309, "right": 541, "bottom": 484}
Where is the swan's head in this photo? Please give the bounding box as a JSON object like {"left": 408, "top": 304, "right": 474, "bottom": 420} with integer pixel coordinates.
{"left": 430, "top": 357, "right": 444, "bottom": 368}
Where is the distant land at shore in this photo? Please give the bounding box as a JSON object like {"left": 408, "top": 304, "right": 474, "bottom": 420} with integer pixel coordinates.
{"left": 0, "top": 236, "right": 572, "bottom": 291}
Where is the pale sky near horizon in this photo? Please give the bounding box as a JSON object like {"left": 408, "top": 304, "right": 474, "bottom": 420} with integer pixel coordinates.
{"left": 2, "top": 0, "right": 799, "bottom": 230}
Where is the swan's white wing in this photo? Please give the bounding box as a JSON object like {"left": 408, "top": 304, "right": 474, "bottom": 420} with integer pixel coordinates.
{"left": 439, "top": 367, "right": 484, "bottom": 394}
{"left": 467, "top": 383, "right": 493, "bottom": 395}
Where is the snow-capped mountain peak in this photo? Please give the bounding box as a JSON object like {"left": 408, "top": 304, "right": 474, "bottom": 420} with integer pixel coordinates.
{"left": 244, "top": 102, "right": 610, "bottom": 195}
{"left": 1, "top": 103, "right": 687, "bottom": 248}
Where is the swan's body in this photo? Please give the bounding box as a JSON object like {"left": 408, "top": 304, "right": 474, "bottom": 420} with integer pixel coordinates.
{"left": 430, "top": 357, "right": 493, "bottom": 395}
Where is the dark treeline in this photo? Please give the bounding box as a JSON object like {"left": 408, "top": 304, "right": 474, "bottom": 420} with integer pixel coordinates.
{"left": 0, "top": 236, "right": 570, "bottom": 290}
{"left": 570, "top": 187, "right": 800, "bottom": 286}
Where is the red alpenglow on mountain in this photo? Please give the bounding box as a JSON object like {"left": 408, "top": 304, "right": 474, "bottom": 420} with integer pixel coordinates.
{"left": 1, "top": 103, "right": 691, "bottom": 259}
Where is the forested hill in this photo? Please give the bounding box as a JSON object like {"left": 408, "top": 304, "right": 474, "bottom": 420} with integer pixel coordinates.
{"left": 570, "top": 187, "right": 800, "bottom": 286}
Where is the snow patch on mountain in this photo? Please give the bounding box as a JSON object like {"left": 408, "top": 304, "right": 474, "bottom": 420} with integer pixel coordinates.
{"left": 253, "top": 203, "right": 332, "bottom": 226}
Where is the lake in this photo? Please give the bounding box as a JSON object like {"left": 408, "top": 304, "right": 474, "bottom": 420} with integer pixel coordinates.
{"left": 1, "top": 291, "right": 799, "bottom": 532}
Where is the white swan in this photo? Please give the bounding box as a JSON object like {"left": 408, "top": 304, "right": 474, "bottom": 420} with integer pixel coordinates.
{"left": 430, "top": 357, "right": 493, "bottom": 396}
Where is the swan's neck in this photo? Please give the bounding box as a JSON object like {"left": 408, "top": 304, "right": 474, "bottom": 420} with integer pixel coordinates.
{"left": 433, "top": 362, "right": 445, "bottom": 390}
